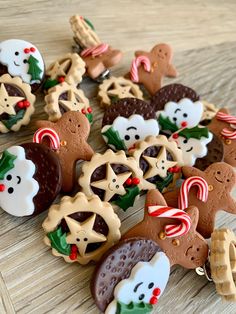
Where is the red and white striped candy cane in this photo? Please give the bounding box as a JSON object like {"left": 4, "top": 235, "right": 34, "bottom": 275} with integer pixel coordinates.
{"left": 33, "top": 128, "right": 60, "bottom": 150}
{"left": 130, "top": 55, "right": 151, "bottom": 82}
{"left": 148, "top": 205, "right": 191, "bottom": 237}
{"left": 178, "top": 176, "right": 208, "bottom": 210}
{"left": 217, "top": 111, "right": 236, "bottom": 140}
{"left": 80, "top": 43, "right": 109, "bottom": 57}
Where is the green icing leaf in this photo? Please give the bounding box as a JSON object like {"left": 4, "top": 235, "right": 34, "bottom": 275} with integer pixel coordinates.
{"left": 1, "top": 109, "right": 25, "bottom": 130}
{"left": 47, "top": 227, "right": 71, "bottom": 255}
{"left": 155, "top": 172, "right": 174, "bottom": 192}
{"left": 116, "top": 301, "right": 153, "bottom": 314}
{"left": 84, "top": 17, "right": 95, "bottom": 30}
{"left": 110, "top": 95, "right": 120, "bottom": 104}
{"left": 114, "top": 185, "right": 140, "bottom": 211}
{"left": 0, "top": 150, "right": 17, "bottom": 180}
{"left": 178, "top": 126, "right": 209, "bottom": 139}
{"left": 27, "top": 55, "right": 42, "bottom": 81}
{"left": 158, "top": 114, "right": 179, "bottom": 133}
{"left": 86, "top": 113, "right": 93, "bottom": 124}
{"left": 43, "top": 78, "right": 58, "bottom": 90}
{"left": 102, "top": 126, "right": 126, "bottom": 150}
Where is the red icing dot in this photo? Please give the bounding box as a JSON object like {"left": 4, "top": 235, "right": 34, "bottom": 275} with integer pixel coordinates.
{"left": 153, "top": 288, "right": 161, "bottom": 296}
{"left": 87, "top": 107, "right": 92, "bottom": 113}
{"left": 81, "top": 108, "right": 86, "bottom": 114}
{"left": 132, "top": 177, "right": 140, "bottom": 185}
{"left": 172, "top": 133, "right": 179, "bottom": 139}
{"left": 181, "top": 121, "right": 188, "bottom": 128}
{"left": 23, "top": 100, "right": 30, "bottom": 108}
{"left": 168, "top": 167, "right": 173, "bottom": 173}
{"left": 150, "top": 296, "right": 158, "bottom": 305}
{"left": 71, "top": 244, "right": 77, "bottom": 253}
{"left": 24, "top": 48, "right": 30, "bottom": 54}
{"left": 125, "top": 178, "right": 132, "bottom": 186}
{"left": 58, "top": 76, "right": 65, "bottom": 83}
{"left": 17, "top": 101, "right": 24, "bottom": 109}
{"left": 69, "top": 252, "right": 77, "bottom": 260}
{"left": 0, "top": 184, "right": 5, "bottom": 192}
{"left": 30, "top": 47, "right": 36, "bottom": 52}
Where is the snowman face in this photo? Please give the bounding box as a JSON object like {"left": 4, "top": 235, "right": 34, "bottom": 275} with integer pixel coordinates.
{"left": 0, "top": 146, "right": 39, "bottom": 216}
{"left": 0, "top": 39, "right": 44, "bottom": 84}
{"left": 159, "top": 98, "right": 203, "bottom": 129}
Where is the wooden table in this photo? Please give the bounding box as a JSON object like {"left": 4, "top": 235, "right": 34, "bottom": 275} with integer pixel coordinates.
{"left": 0, "top": 0, "right": 236, "bottom": 313}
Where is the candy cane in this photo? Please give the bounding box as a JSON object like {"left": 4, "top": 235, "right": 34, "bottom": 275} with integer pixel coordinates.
{"left": 221, "top": 128, "right": 236, "bottom": 140}
{"left": 178, "top": 176, "right": 208, "bottom": 210}
{"left": 217, "top": 111, "right": 236, "bottom": 139}
{"left": 80, "top": 43, "right": 109, "bottom": 57}
{"left": 148, "top": 205, "right": 191, "bottom": 237}
{"left": 33, "top": 128, "right": 60, "bottom": 150}
{"left": 130, "top": 55, "right": 151, "bottom": 82}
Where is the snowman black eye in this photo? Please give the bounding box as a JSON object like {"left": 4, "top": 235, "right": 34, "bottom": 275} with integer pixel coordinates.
{"left": 183, "top": 139, "right": 188, "bottom": 144}
{"left": 148, "top": 282, "right": 154, "bottom": 289}
{"left": 15, "top": 51, "right": 19, "bottom": 56}
{"left": 183, "top": 113, "right": 188, "bottom": 118}
{"left": 139, "top": 294, "right": 145, "bottom": 300}
{"left": 23, "top": 59, "right": 28, "bottom": 64}
{"left": 173, "top": 117, "right": 177, "bottom": 122}
{"left": 135, "top": 135, "right": 140, "bottom": 140}
{"left": 6, "top": 174, "right": 12, "bottom": 181}
{"left": 124, "top": 135, "right": 130, "bottom": 141}
{"left": 8, "top": 187, "right": 14, "bottom": 194}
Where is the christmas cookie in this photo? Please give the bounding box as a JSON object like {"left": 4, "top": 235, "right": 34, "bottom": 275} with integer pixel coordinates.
{"left": 127, "top": 43, "right": 177, "bottom": 95}
{"left": 200, "top": 100, "right": 218, "bottom": 125}
{"left": 43, "top": 192, "right": 121, "bottom": 265}
{"left": 44, "top": 53, "right": 85, "bottom": 90}
{"left": 44, "top": 82, "right": 92, "bottom": 122}
{"left": 208, "top": 108, "right": 236, "bottom": 167}
{"left": 79, "top": 149, "right": 143, "bottom": 211}
{"left": 0, "top": 143, "right": 62, "bottom": 217}
{"left": 101, "top": 98, "right": 159, "bottom": 152}
{"left": 35, "top": 111, "right": 94, "bottom": 192}
{"left": 0, "top": 74, "right": 35, "bottom": 133}
{"left": 91, "top": 238, "right": 170, "bottom": 314}
{"left": 98, "top": 76, "right": 143, "bottom": 108}
{"left": 123, "top": 189, "right": 209, "bottom": 269}
{"left": 0, "top": 39, "right": 45, "bottom": 92}
{"left": 130, "top": 135, "right": 183, "bottom": 191}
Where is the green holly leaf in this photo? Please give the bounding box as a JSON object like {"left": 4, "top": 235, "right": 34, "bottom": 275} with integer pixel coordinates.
{"left": 1, "top": 109, "right": 25, "bottom": 130}
{"left": 43, "top": 78, "right": 58, "bottom": 90}
{"left": 110, "top": 95, "right": 120, "bottom": 104}
{"left": 102, "top": 126, "right": 126, "bottom": 150}
{"left": 155, "top": 172, "right": 174, "bottom": 192}
{"left": 158, "top": 114, "right": 179, "bottom": 133}
{"left": 27, "top": 55, "right": 42, "bottom": 81}
{"left": 84, "top": 17, "right": 95, "bottom": 30}
{"left": 0, "top": 150, "right": 17, "bottom": 180}
{"left": 116, "top": 301, "right": 153, "bottom": 314}
{"left": 47, "top": 227, "right": 71, "bottom": 255}
{"left": 114, "top": 185, "right": 140, "bottom": 211}
{"left": 86, "top": 113, "right": 93, "bottom": 124}
{"left": 178, "top": 126, "right": 209, "bottom": 139}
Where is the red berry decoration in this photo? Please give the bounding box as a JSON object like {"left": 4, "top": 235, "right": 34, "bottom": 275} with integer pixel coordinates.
{"left": 81, "top": 108, "right": 86, "bottom": 114}
{"left": 24, "top": 48, "right": 30, "bottom": 54}
{"left": 125, "top": 178, "right": 132, "bottom": 186}
{"left": 87, "top": 107, "right": 92, "bottom": 113}
{"left": 149, "top": 296, "right": 158, "bottom": 305}
{"left": 153, "top": 287, "right": 161, "bottom": 296}
{"left": 30, "top": 47, "right": 36, "bottom": 52}
{"left": 17, "top": 101, "right": 24, "bottom": 109}
{"left": 58, "top": 76, "right": 65, "bottom": 83}
{"left": 71, "top": 244, "right": 77, "bottom": 253}
{"left": 0, "top": 184, "right": 5, "bottom": 192}
{"left": 172, "top": 133, "right": 179, "bottom": 139}
{"left": 181, "top": 121, "right": 188, "bottom": 128}
{"left": 168, "top": 167, "right": 173, "bottom": 173}
{"left": 132, "top": 177, "right": 140, "bottom": 185}
{"left": 23, "top": 100, "right": 30, "bottom": 108}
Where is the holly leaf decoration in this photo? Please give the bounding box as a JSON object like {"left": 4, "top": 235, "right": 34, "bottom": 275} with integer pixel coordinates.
{"left": 116, "top": 301, "right": 153, "bottom": 314}
{"left": 0, "top": 150, "right": 17, "bottom": 180}
{"left": 158, "top": 114, "right": 179, "bottom": 133}
{"left": 86, "top": 113, "right": 93, "bottom": 124}
{"left": 43, "top": 78, "right": 58, "bottom": 90}
{"left": 114, "top": 185, "right": 140, "bottom": 211}
{"left": 110, "top": 95, "right": 119, "bottom": 104}
{"left": 102, "top": 126, "right": 126, "bottom": 150}
{"left": 155, "top": 172, "right": 174, "bottom": 192}
{"left": 1, "top": 109, "right": 26, "bottom": 130}
{"left": 178, "top": 126, "right": 209, "bottom": 139}
{"left": 27, "top": 55, "right": 42, "bottom": 82}
{"left": 47, "top": 227, "right": 71, "bottom": 256}
{"left": 84, "top": 17, "right": 95, "bottom": 30}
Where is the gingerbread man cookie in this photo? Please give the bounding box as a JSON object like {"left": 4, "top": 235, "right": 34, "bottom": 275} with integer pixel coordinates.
{"left": 35, "top": 111, "right": 94, "bottom": 192}
{"left": 127, "top": 44, "right": 177, "bottom": 96}
{"left": 164, "top": 163, "right": 236, "bottom": 238}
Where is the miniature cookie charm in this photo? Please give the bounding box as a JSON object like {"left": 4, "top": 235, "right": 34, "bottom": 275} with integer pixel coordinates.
{"left": 35, "top": 111, "right": 94, "bottom": 192}
{"left": 0, "top": 39, "right": 45, "bottom": 92}
{"left": 200, "top": 100, "right": 218, "bottom": 125}
{"left": 98, "top": 76, "right": 143, "bottom": 108}
{"left": 130, "top": 135, "right": 183, "bottom": 191}
{"left": 0, "top": 143, "right": 62, "bottom": 217}
{"left": 101, "top": 98, "right": 159, "bottom": 152}
{"left": 91, "top": 238, "right": 170, "bottom": 314}
{"left": 0, "top": 74, "right": 36, "bottom": 133}
{"left": 123, "top": 189, "right": 209, "bottom": 269}
{"left": 44, "top": 82, "right": 92, "bottom": 122}
{"left": 127, "top": 43, "right": 177, "bottom": 95}
{"left": 44, "top": 53, "right": 85, "bottom": 91}
{"left": 43, "top": 192, "right": 121, "bottom": 265}
{"left": 210, "top": 228, "right": 236, "bottom": 301}
{"left": 79, "top": 149, "right": 143, "bottom": 211}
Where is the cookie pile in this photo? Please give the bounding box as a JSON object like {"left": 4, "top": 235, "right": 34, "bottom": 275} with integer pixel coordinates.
{"left": 0, "top": 13, "right": 236, "bottom": 313}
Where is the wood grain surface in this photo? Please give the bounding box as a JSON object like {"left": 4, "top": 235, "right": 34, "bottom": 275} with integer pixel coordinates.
{"left": 0, "top": 0, "right": 236, "bottom": 313}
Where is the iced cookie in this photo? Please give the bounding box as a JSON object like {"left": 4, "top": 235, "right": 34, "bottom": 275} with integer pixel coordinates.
{"left": 0, "top": 143, "right": 62, "bottom": 217}
{"left": 0, "top": 39, "right": 45, "bottom": 92}
{"left": 130, "top": 135, "right": 183, "bottom": 191}
{"left": 44, "top": 53, "right": 85, "bottom": 91}
{"left": 79, "top": 149, "right": 143, "bottom": 211}
{"left": 43, "top": 192, "right": 121, "bottom": 265}
{"left": 200, "top": 100, "right": 218, "bottom": 125}
{"left": 44, "top": 82, "right": 92, "bottom": 122}
{"left": 101, "top": 98, "right": 159, "bottom": 152}
{"left": 35, "top": 111, "right": 94, "bottom": 192}
{"left": 0, "top": 74, "right": 36, "bottom": 133}
{"left": 98, "top": 76, "right": 143, "bottom": 108}
{"left": 91, "top": 238, "right": 170, "bottom": 314}
{"left": 127, "top": 43, "right": 177, "bottom": 96}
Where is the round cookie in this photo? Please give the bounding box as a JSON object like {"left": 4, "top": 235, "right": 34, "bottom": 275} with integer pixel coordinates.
{"left": 0, "top": 39, "right": 45, "bottom": 92}
{"left": 91, "top": 237, "right": 170, "bottom": 313}
{"left": 0, "top": 143, "right": 62, "bottom": 217}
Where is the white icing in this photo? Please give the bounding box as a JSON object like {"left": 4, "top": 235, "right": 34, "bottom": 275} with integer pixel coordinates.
{"left": 0, "top": 146, "right": 39, "bottom": 216}
{"left": 102, "top": 114, "right": 159, "bottom": 150}
{"left": 0, "top": 39, "right": 44, "bottom": 84}
{"left": 170, "top": 131, "right": 213, "bottom": 166}
{"left": 105, "top": 251, "right": 170, "bottom": 314}
{"left": 158, "top": 98, "right": 203, "bottom": 129}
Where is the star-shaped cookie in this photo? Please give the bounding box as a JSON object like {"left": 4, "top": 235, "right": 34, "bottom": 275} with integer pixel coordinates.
{"left": 0, "top": 83, "right": 24, "bottom": 115}
{"left": 59, "top": 89, "right": 86, "bottom": 112}
{"left": 107, "top": 85, "right": 133, "bottom": 99}
{"left": 46, "top": 59, "right": 71, "bottom": 80}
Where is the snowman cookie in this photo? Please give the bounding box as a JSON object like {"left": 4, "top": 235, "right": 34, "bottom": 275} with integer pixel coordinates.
{"left": 0, "top": 74, "right": 36, "bottom": 133}
{"left": 0, "top": 143, "right": 62, "bottom": 217}
{"left": 91, "top": 238, "right": 170, "bottom": 314}
{"left": 0, "top": 39, "right": 45, "bottom": 92}
{"left": 101, "top": 98, "right": 159, "bottom": 152}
